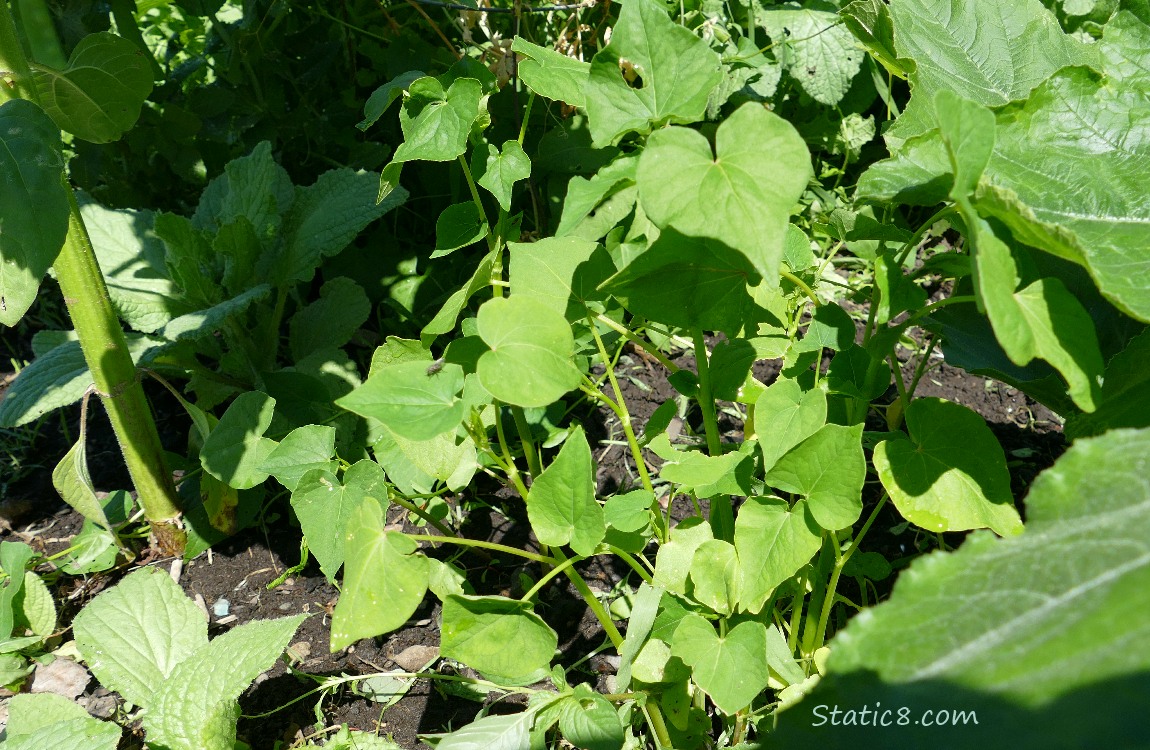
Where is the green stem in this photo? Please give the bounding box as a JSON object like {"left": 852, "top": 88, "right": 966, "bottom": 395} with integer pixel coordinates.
{"left": 109, "top": 0, "right": 164, "bottom": 78}
{"left": 53, "top": 191, "right": 185, "bottom": 553}
{"left": 781, "top": 269, "right": 820, "bottom": 307}
{"left": 520, "top": 553, "right": 583, "bottom": 602}
{"left": 897, "top": 204, "right": 957, "bottom": 266}
{"left": 510, "top": 405, "right": 542, "bottom": 479}
{"left": 553, "top": 547, "right": 624, "bottom": 649}
{"left": 387, "top": 493, "right": 457, "bottom": 539}
{"left": 644, "top": 700, "right": 674, "bottom": 750}
{"left": 12, "top": 0, "right": 66, "bottom": 68}
{"left": 608, "top": 547, "right": 654, "bottom": 584}
{"left": 692, "top": 330, "right": 732, "bottom": 541}
{"left": 517, "top": 91, "right": 534, "bottom": 145}
{"left": 594, "top": 313, "right": 679, "bottom": 372}
{"left": 691, "top": 330, "right": 721, "bottom": 456}
{"left": 458, "top": 155, "right": 501, "bottom": 296}
{"left": 493, "top": 402, "right": 529, "bottom": 498}
{"left": 404, "top": 534, "right": 555, "bottom": 564}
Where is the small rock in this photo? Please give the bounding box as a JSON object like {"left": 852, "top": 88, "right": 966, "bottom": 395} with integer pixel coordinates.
{"left": 30, "top": 657, "right": 90, "bottom": 700}
{"left": 213, "top": 598, "right": 230, "bottom": 617}
{"left": 389, "top": 644, "right": 440, "bottom": 671}
{"left": 78, "top": 692, "right": 119, "bottom": 718}
{"left": 278, "top": 603, "right": 292, "bottom": 611}
{"left": 287, "top": 641, "right": 312, "bottom": 662}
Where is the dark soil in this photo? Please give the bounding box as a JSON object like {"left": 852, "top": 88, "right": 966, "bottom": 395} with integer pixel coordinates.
{"left": 0, "top": 339, "right": 1067, "bottom": 749}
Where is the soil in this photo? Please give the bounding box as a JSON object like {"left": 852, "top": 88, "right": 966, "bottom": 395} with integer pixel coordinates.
{"left": 0, "top": 336, "right": 1067, "bottom": 749}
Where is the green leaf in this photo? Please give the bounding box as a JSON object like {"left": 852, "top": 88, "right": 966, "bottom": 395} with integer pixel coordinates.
{"left": 889, "top": 0, "right": 1092, "bottom": 111}
{"left": 433, "top": 202, "right": 489, "bottom": 258}
{"left": 690, "top": 539, "right": 740, "bottom": 615}
{"left": 476, "top": 296, "right": 582, "bottom": 408}
{"left": 584, "top": 0, "right": 723, "bottom": 146}
{"left": 0, "top": 335, "right": 158, "bottom": 428}
{"left": 824, "top": 345, "right": 891, "bottom": 401}
{"left": 654, "top": 518, "right": 714, "bottom": 596}
{"left": 14, "top": 572, "right": 55, "bottom": 639}
{"left": 647, "top": 434, "right": 753, "bottom": 498}
{"left": 795, "top": 302, "right": 856, "bottom": 352}
{"left": 434, "top": 711, "right": 534, "bottom": 750}
{"left": 735, "top": 497, "right": 822, "bottom": 613}
{"left": 200, "top": 391, "right": 278, "bottom": 490}
{"left": 555, "top": 155, "right": 638, "bottom": 238}
{"left": 670, "top": 614, "right": 769, "bottom": 714}
{"left": 777, "top": 427, "right": 1150, "bottom": 748}
{"left": 277, "top": 168, "right": 408, "bottom": 285}
{"left": 616, "top": 582, "right": 663, "bottom": 690}
{"left": 440, "top": 595, "right": 558, "bottom": 683}
{"left": 754, "top": 378, "right": 827, "bottom": 473}
{"left": 527, "top": 425, "right": 605, "bottom": 556}
{"left": 331, "top": 499, "right": 428, "bottom": 649}
{"left": 144, "top": 613, "right": 306, "bottom": 750}
{"left": 381, "top": 427, "right": 477, "bottom": 491}
{"left": 51, "top": 428, "right": 110, "bottom": 528}
{"left": 559, "top": 685, "right": 625, "bottom": 750}
{"left": 81, "top": 198, "right": 190, "bottom": 332}
{"left": 767, "top": 424, "right": 866, "bottom": 531}
{"left": 393, "top": 76, "right": 483, "bottom": 162}
{"left": 260, "top": 425, "right": 337, "bottom": 492}
{"left": 289, "top": 277, "right": 371, "bottom": 362}
{"left": 1066, "top": 329, "right": 1150, "bottom": 439}
{"left": 358, "top": 70, "right": 425, "bottom": 130}
{"left": 636, "top": 103, "right": 811, "bottom": 281}
{"left": 337, "top": 360, "right": 466, "bottom": 440}
{"left": 760, "top": 2, "right": 865, "bottom": 105}
{"left": 968, "top": 218, "right": 1103, "bottom": 411}
{"left": 0, "top": 99, "right": 69, "bottom": 326}
{"left": 0, "top": 542, "right": 35, "bottom": 641}
{"left": 509, "top": 236, "right": 613, "bottom": 317}
{"left": 31, "top": 32, "right": 153, "bottom": 143}
{"left": 73, "top": 567, "right": 208, "bottom": 708}
{"left": 193, "top": 141, "right": 293, "bottom": 239}
{"left": 476, "top": 141, "right": 531, "bottom": 211}
{"left": 511, "top": 38, "right": 590, "bottom": 108}
{"left": 5, "top": 693, "right": 121, "bottom": 750}
{"left": 291, "top": 461, "right": 387, "bottom": 580}
{"left": 601, "top": 229, "right": 760, "bottom": 333}
{"left": 422, "top": 249, "right": 496, "bottom": 344}
{"left": 873, "top": 398, "right": 1023, "bottom": 535}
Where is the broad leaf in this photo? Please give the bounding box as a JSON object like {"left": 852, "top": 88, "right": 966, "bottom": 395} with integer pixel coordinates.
{"left": 433, "top": 202, "right": 489, "bottom": 258}
{"left": 476, "top": 295, "right": 581, "bottom": 407}
{"left": 559, "top": 685, "right": 625, "bottom": 750}
{"left": 654, "top": 518, "right": 714, "bottom": 596}
{"left": 276, "top": 168, "right": 407, "bottom": 285}
{"left": 331, "top": 499, "right": 429, "bottom": 649}
{"left": 193, "top": 141, "right": 293, "bottom": 239}
{"left": 0, "top": 542, "right": 35, "bottom": 641}
{"left": 289, "top": 276, "right": 371, "bottom": 361}
{"left": 200, "top": 391, "right": 277, "bottom": 490}
{"left": 636, "top": 103, "right": 811, "bottom": 281}
{"left": 760, "top": 2, "right": 864, "bottom": 105}
{"left": 261, "top": 424, "right": 337, "bottom": 492}
{"left": 511, "top": 38, "right": 590, "bottom": 107}
{"left": 555, "top": 155, "right": 638, "bottom": 238}
{"left": 777, "top": 427, "right": 1150, "bottom": 748}
{"left": 144, "top": 614, "right": 306, "bottom": 750}
{"left": 767, "top": 424, "right": 866, "bottom": 531}
{"left": 735, "top": 497, "right": 823, "bottom": 613}
{"left": 337, "top": 360, "right": 466, "bottom": 440}
{"left": 358, "top": 70, "right": 425, "bottom": 130}
{"left": 671, "top": 614, "right": 769, "bottom": 714}
{"left": 290, "top": 460, "right": 387, "bottom": 580}
{"left": 754, "top": 378, "right": 827, "bottom": 473}
{"left": 873, "top": 398, "right": 1023, "bottom": 536}
{"left": 689, "top": 539, "right": 740, "bottom": 615}
{"left": 73, "top": 567, "right": 208, "bottom": 708}
{"left": 393, "top": 77, "right": 483, "bottom": 162}
{"left": 421, "top": 249, "right": 496, "bottom": 343}
{"left": 51, "top": 424, "right": 110, "bottom": 529}
{"left": 475, "top": 141, "right": 531, "bottom": 211}
{"left": 435, "top": 711, "right": 534, "bottom": 750}
{"left": 1065, "top": 329, "right": 1150, "bottom": 439}
{"left": 601, "top": 229, "right": 760, "bottom": 333}
{"left": 31, "top": 32, "right": 153, "bottom": 143}
{"left": 527, "top": 425, "right": 605, "bottom": 556}
{"left": 0, "top": 100, "right": 69, "bottom": 326}
{"left": 5, "top": 693, "right": 120, "bottom": 750}
{"left": 584, "top": 0, "right": 722, "bottom": 145}
{"left": 440, "top": 595, "right": 558, "bottom": 683}
{"left": 509, "top": 236, "right": 613, "bottom": 317}
{"left": 648, "top": 434, "right": 753, "bottom": 498}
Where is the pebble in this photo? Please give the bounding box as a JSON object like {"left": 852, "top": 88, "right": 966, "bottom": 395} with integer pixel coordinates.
{"left": 213, "top": 598, "right": 230, "bottom": 617}
{"left": 389, "top": 644, "right": 440, "bottom": 671}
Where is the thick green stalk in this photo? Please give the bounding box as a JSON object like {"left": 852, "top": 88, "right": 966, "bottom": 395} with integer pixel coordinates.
{"left": 55, "top": 192, "right": 185, "bottom": 553}
{"left": 0, "top": 9, "right": 184, "bottom": 554}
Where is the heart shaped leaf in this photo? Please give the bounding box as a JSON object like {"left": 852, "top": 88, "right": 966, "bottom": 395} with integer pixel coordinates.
{"left": 476, "top": 296, "right": 582, "bottom": 407}
{"left": 671, "top": 613, "right": 769, "bottom": 714}
{"left": 637, "top": 103, "right": 811, "bottom": 280}
{"left": 527, "top": 425, "right": 605, "bottom": 556}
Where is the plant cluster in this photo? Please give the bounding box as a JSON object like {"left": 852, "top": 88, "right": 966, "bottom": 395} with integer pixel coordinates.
{"left": 0, "top": 0, "right": 1148, "bottom": 748}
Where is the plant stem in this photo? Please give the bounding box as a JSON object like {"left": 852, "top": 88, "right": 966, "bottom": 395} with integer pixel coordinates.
{"left": 53, "top": 192, "right": 185, "bottom": 553}
{"left": 520, "top": 553, "right": 583, "bottom": 601}
{"left": 404, "top": 534, "right": 555, "bottom": 564}
{"left": 0, "top": 7, "right": 185, "bottom": 554}
{"left": 510, "top": 405, "right": 542, "bottom": 478}
{"left": 692, "top": 330, "right": 732, "bottom": 541}
{"left": 608, "top": 547, "right": 655, "bottom": 583}
{"left": 552, "top": 547, "right": 624, "bottom": 649}
{"left": 387, "top": 493, "right": 457, "bottom": 539}
{"left": 644, "top": 700, "right": 675, "bottom": 750}
{"left": 594, "top": 313, "right": 679, "bottom": 372}
{"left": 897, "top": 204, "right": 958, "bottom": 266}
{"left": 781, "top": 269, "right": 820, "bottom": 306}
